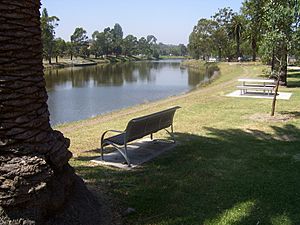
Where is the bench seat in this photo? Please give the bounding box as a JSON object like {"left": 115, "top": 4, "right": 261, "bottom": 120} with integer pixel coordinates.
{"left": 100, "top": 106, "right": 180, "bottom": 166}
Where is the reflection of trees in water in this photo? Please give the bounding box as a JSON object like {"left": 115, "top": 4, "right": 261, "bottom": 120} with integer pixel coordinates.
{"left": 187, "top": 64, "right": 220, "bottom": 86}
{"left": 44, "top": 61, "right": 220, "bottom": 90}
{"left": 45, "top": 61, "right": 182, "bottom": 90}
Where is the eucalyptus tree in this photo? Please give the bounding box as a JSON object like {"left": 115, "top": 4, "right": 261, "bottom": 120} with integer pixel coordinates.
{"left": 122, "top": 35, "right": 138, "bottom": 56}
{"left": 188, "top": 19, "right": 216, "bottom": 60}
{"left": 242, "top": 0, "right": 267, "bottom": 61}
{"left": 212, "top": 7, "right": 237, "bottom": 60}
{"left": 70, "top": 27, "right": 88, "bottom": 58}
{"left": 0, "top": 0, "right": 102, "bottom": 224}
{"left": 41, "top": 8, "right": 59, "bottom": 64}
{"left": 138, "top": 37, "right": 151, "bottom": 57}
{"left": 66, "top": 41, "right": 75, "bottom": 60}
{"left": 111, "top": 23, "right": 123, "bottom": 55}
{"left": 53, "top": 38, "right": 67, "bottom": 63}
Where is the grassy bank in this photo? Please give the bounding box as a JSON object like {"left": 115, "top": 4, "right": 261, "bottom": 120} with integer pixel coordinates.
{"left": 56, "top": 61, "right": 300, "bottom": 225}
{"left": 43, "top": 55, "right": 141, "bottom": 70}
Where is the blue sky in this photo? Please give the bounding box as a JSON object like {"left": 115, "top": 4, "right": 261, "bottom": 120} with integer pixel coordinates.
{"left": 41, "top": 0, "right": 243, "bottom": 45}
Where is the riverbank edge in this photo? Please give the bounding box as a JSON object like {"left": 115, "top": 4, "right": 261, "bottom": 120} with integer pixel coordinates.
{"left": 44, "top": 55, "right": 188, "bottom": 70}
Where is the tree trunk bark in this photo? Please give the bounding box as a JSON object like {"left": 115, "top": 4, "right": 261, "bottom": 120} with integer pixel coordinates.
{"left": 271, "top": 48, "right": 275, "bottom": 72}
{"left": 280, "top": 51, "right": 288, "bottom": 86}
{"left": 0, "top": 1, "right": 103, "bottom": 224}
{"left": 251, "top": 37, "right": 257, "bottom": 62}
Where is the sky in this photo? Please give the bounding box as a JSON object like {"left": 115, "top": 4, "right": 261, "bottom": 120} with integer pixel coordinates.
{"left": 41, "top": 0, "right": 243, "bottom": 45}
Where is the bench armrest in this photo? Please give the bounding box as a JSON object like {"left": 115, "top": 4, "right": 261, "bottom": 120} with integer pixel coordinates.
{"left": 101, "top": 129, "right": 125, "bottom": 143}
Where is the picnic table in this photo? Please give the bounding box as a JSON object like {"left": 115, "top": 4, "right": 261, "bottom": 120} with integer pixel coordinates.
{"left": 237, "top": 78, "right": 276, "bottom": 95}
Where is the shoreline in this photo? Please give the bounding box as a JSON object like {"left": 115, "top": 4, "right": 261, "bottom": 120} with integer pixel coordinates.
{"left": 43, "top": 55, "right": 188, "bottom": 70}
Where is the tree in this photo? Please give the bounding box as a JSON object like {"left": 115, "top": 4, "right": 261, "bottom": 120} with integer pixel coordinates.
{"left": 212, "top": 7, "right": 237, "bottom": 61}
{"left": 122, "top": 34, "right": 138, "bottom": 56}
{"left": 53, "top": 38, "right": 66, "bottom": 63}
{"left": 71, "top": 27, "right": 88, "bottom": 58}
{"left": 41, "top": 8, "right": 59, "bottom": 64}
{"left": 138, "top": 37, "right": 151, "bottom": 57}
{"left": 66, "top": 41, "right": 75, "bottom": 60}
{"left": 259, "top": 0, "right": 300, "bottom": 86}
{"left": 111, "top": 23, "right": 123, "bottom": 55}
{"left": 229, "top": 15, "right": 245, "bottom": 59}
{"left": 188, "top": 19, "right": 216, "bottom": 60}
{"left": 242, "top": 0, "right": 267, "bottom": 61}
{"left": 179, "top": 44, "right": 188, "bottom": 56}
{"left": 0, "top": 1, "right": 102, "bottom": 223}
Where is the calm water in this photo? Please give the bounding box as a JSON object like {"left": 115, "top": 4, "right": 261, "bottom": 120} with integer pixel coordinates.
{"left": 45, "top": 60, "right": 216, "bottom": 125}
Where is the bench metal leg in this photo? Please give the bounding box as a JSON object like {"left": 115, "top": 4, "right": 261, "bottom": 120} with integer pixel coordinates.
{"left": 100, "top": 141, "right": 131, "bottom": 167}
{"left": 164, "top": 124, "right": 176, "bottom": 143}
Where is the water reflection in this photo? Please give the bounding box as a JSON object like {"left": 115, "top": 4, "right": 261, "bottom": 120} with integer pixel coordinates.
{"left": 45, "top": 60, "right": 218, "bottom": 125}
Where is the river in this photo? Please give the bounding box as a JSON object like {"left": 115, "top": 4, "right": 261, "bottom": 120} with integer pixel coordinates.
{"left": 44, "top": 59, "right": 215, "bottom": 125}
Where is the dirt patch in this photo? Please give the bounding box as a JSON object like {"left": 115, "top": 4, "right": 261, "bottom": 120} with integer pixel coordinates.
{"left": 248, "top": 112, "right": 299, "bottom": 123}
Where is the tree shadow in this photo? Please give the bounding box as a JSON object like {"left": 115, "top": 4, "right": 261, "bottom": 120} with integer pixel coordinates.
{"left": 280, "top": 111, "right": 300, "bottom": 119}
{"left": 73, "top": 124, "right": 300, "bottom": 225}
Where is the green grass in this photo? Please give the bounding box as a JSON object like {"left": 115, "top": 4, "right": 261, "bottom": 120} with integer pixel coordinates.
{"left": 57, "top": 61, "right": 300, "bottom": 225}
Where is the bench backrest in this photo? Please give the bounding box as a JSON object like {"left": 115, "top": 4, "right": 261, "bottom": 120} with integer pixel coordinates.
{"left": 125, "top": 106, "right": 180, "bottom": 142}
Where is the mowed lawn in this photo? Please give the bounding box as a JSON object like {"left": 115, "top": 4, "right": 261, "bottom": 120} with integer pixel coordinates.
{"left": 56, "top": 62, "right": 300, "bottom": 225}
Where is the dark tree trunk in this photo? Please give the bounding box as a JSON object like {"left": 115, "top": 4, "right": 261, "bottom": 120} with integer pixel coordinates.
{"left": 251, "top": 37, "right": 257, "bottom": 62}
{"left": 48, "top": 57, "right": 51, "bottom": 64}
{"left": 280, "top": 52, "right": 288, "bottom": 86}
{"left": 0, "top": 1, "right": 103, "bottom": 224}
{"left": 56, "top": 56, "right": 58, "bottom": 63}
{"left": 271, "top": 48, "right": 275, "bottom": 72}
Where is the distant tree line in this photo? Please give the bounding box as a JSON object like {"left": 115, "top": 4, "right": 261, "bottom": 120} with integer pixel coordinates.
{"left": 41, "top": 8, "right": 187, "bottom": 64}
{"left": 188, "top": 0, "right": 300, "bottom": 86}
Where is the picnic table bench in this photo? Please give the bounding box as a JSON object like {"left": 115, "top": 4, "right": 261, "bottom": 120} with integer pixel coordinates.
{"left": 100, "top": 106, "right": 180, "bottom": 167}
{"left": 237, "top": 78, "right": 276, "bottom": 95}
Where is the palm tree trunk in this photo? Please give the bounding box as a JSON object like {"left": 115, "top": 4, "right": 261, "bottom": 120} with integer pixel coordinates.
{"left": 0, "top": 1, "right": 103, "bottom": 224}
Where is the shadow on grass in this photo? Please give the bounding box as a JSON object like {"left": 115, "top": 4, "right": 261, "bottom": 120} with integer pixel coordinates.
{"left": 74, "top": 124, "right": 300, "bottom": 225}
{"left": 288, "top": 80, "right": 300, "bottom": 88}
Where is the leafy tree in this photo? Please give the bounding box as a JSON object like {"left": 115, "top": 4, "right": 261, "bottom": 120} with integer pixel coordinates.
{"left": 53, "top": 38, "right": 66, "bottom": 63}
{"left": 103, "top": 27, "right": 114, "bottom": 55}
{"left": 259, "top": 0, "right": 300, "bottom": 85}
{"left": 179, "top": 44, "right": 188, "bottom": 56}
{"left": 71, "top": 27, "right": 88, "bottom": 58}
{"left": 111, "top": 23, "right": 123, "bottom": 55}
{"left": 188, "top": 19, "right": 216, "bottom": 60}
{"left": 122, "top": 34, "right": 138, "bottom": 56}
{"left": 66, "top": 41, "right": 75, "bottom": 60}
{"left": 41, "top": 8, "right": 59, "bottom": 64}
{"left": 242, "top": 0, "right": 267, "bottom": 61}
{"left": 138, "top": 37, "right": 151, "bottom": 56}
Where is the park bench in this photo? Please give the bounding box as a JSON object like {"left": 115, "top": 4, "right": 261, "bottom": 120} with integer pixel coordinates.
{"left": 237, "top": 78, "right": 276, "bottom": 95}
{"left": 100, "top": 106, "right": 181, "bottom": 167}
